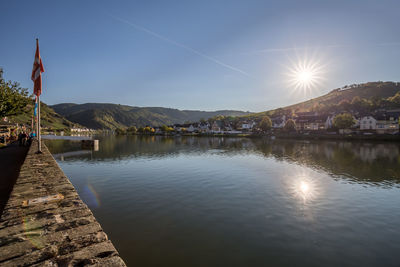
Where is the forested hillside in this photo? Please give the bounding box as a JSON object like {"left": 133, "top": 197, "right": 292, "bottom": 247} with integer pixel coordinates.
{"left": 51, "top": 103, "right": 251, "bottom": 129}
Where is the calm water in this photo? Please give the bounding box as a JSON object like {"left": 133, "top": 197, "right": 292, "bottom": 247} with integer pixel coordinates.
{"left": 46, "top": 136, "right": 400, "bottom": 267}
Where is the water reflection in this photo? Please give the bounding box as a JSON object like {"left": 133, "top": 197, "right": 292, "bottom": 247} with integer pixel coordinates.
{"left": 45, "top": 136, "right": 400, "bottom": 187}
{"left": 292, "top": 175, "right": 318, "bottom": 204}
{"left": 44, "top": 136, "right": 400, "bottom": 267}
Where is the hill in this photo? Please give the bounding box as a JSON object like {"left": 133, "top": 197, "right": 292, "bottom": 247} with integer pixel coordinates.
{"left": 9, "top": 102, "right": 81, "bottom": 130}
{"left": 51, "top": 103, "right": 251, "bottom": 129}
{"left": 244, "top": 81, "right": 400, "bottom": 119}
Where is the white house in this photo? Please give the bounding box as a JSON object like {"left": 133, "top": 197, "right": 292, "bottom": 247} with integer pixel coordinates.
{"left": 71, "top": 128, "right": 91, "bottom": 132}
{"left": 272, "top": 115, "right": 286, "bottom": 128}
{"left": 360, "top": 116, "right": 377, "bottom": 130}
{"left": 187, "top": 125, "right": 196, "bottom": 132}
{"left": 324, "top": 115, "right": 335, "bottom": 129}
{"left": 198, "top": 123, "right": 210, "bottom": 133}
{"left": 241, "top": 121, "right": 256, "bottom": 129}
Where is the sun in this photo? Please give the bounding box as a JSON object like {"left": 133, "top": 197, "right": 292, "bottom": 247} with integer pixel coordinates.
{"left": 297, "top": 70, "right": 314, "bottom": 84}
{"left": 286, "top": 56, "right": 325, "bottom": 94}
{"left": 300, "top": 181, "right": 309, "bottom": 194}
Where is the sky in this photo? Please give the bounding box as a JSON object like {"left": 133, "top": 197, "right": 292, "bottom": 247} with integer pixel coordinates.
{"left": 1, "top": 0, "right": 400, "bottom": 112}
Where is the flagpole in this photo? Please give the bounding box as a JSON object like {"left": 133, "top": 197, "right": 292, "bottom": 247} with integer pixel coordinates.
{"left": 37, "top": 94, "right": 41, "bottom": 152}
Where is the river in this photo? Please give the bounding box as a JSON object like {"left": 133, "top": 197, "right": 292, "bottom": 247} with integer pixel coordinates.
{"left": 45, "top": 136, "right": 400, "bottom": 267}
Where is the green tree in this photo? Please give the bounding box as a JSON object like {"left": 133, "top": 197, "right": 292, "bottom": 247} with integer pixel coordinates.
{"left": 127, "top": 126, "right": 137, "bottom": 134}
{"left": 160, "top": 125, "right": 168, "bottom": 132}
{"left": 0, "top": 72, "right": 30, "bottom": 118}
{"left": 283, "top": 119, "right": 296, "bottom": 132}
{"left": 144, "top": 126, "right": 152, "bottom": 133}
{"left": 388, "top": 92, "right": 400, "bottom": 105}
{"left": 115, "top": 128, "right": 126, "bottom": 135}
{"left": 161, "top": 125, "right": 174, "bottom": 133}
{"left": 259, "top": 116, "right": 272, "bottom": 132}
{"left": 333, "top": 113, "right": 355, "bottom": 129}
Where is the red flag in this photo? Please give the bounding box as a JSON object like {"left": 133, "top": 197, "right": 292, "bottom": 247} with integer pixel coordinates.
{"left": 31, "top": 39, "right": 45, "bottom": 96}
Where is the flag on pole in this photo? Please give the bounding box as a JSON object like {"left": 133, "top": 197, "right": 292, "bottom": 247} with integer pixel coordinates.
{"left": 31, "top": 39, "right": 44, "bottom": 96}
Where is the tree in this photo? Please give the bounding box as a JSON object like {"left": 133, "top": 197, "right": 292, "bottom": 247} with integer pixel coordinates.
{"left": 161, "top": 125, "right": 174, "bottom": 132}
{"left": 0, "top": 72, "right": 29, "bottom": 118}
{"left": 283, "top": 119, "right": 296, "bottom": 132}
{"left": 388, "top": 92, "right": 400, "bottom": 105}
{"left": 333, "top": 113, "right": 354, "bottom": 129}
{"left": 127, "top": 126, "right": 137, "bottom": 134}
{"left": 144, "top": 126, "right": 152, "bottom": 133}
{"left": 115, "top": 128, "right": 126, "bottom": 135}
{"left": 259, "top": 116, "right": 272, "bottom": 132}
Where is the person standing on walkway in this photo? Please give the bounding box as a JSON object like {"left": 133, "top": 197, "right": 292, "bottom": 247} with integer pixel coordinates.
{"left": 18, "top": 132, "right": 23, "bottom": 146}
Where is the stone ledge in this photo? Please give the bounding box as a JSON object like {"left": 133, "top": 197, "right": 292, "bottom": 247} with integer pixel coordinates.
{"left": 0, "top": 140, "right": 126, "bottom": 266}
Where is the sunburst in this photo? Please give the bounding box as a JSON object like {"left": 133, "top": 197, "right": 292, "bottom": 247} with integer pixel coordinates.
{"left": 286, "top": 53, "right": 326, "bottom": 95}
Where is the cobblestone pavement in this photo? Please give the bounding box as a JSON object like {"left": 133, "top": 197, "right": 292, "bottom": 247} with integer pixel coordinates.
{"left": 0, "top": 140, "right": 126, "bottom": 266}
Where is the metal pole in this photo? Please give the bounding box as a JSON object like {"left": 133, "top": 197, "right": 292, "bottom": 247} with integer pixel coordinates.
{"left": 37, "top": 95, "right": 41, "bottom": 152}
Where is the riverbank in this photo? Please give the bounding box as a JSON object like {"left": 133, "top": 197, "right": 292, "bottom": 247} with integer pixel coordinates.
{"left": 118, "top": 131, "right": 400, "bottom": 142}
{"left": 0, "top": 140, "right": 126, "bottom": 266}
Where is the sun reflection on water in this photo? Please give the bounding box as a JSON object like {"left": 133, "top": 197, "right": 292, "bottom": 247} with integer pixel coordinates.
{"left": 291, "top": 173, "right": 319, "bottom": 204}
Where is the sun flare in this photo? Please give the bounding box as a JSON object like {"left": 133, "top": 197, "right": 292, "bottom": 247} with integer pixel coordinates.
{"left": 300, "top": 181, "right": 309, "bottom": 194}
{"left": 289, "top": 174, "right": 320, "bottom": 204}
{"left": 286, "top": 56, "right": 325, "bottom": 94}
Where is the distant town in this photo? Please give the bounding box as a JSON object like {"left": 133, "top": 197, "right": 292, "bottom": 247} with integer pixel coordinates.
{"left": 105, "top": 108, "right": 400, "bottom": 137}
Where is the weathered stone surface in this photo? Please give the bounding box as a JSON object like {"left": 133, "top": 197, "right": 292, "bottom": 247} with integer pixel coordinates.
{"left": 0, "top": 140, "right": 126, "bottom": 266}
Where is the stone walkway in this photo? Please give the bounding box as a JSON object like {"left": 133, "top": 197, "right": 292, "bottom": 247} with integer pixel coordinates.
{"left": 0, "top": 140, "right": 126, "bottom": 266}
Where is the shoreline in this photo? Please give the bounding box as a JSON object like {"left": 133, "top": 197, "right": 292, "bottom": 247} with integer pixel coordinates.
{"left": 115, "top": 132, "right": 400, "bottom": 142}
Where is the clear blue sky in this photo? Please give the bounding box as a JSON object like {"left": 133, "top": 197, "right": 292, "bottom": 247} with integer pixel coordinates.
{"left": 1, "top": 0, "right": 400, "bottom": 112}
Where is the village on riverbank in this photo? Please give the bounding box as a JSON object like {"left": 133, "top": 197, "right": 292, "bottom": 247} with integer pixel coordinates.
{"left": 3, "top": 103, "right": 400, "bottom": 144}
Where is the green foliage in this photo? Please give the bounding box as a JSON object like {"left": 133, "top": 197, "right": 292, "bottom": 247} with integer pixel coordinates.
{"left": 0, "top": 71, "right": 77, "bottom": 130}
{"left": 388, "top": 91, "right": 400, "bottom": 104}
{"left": 10, "top": 101, "right": 77, "bottom": 130}
{"left": 160, "top": 125, "right": 174, "bottom": 133}
{"left": 333, "top": 113, "right": 355, "bottom": 129}
{"left": 127, "top": 126, "right": 137, "bottom": 134}
{"left": 144, "top": 126, "right": 152, "bottom": 133}
{"left": 284, "top": 119, "right": 296, "bottom": 132}
{"left": 259, "top": 116, "right": 272, "bottom": 132}
{"left": 0, "top": 76, "right": 29, "bottom": 118}
{"left": 51, "top": 103, "right": 251, "bottom": 130}
{"left": 244, "top": 82, "right": 400, "bottom": 120}
{"left": 115, "top": 128, "right": 126, "bottom": 135}
{"left": 160, "top": 125, "right": 168, "bottom": 132}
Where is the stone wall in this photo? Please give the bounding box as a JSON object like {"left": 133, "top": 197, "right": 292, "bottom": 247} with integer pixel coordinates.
{"left": 0, "top": 140, "right": 126, "bottom": 266}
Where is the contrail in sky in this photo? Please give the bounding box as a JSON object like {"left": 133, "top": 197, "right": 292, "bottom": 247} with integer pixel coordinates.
{"left": 244, "top": 42, "right": 400, "bottom": 55}
{"left": 109, "top": 15, "right": 251, "bottom": 77}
